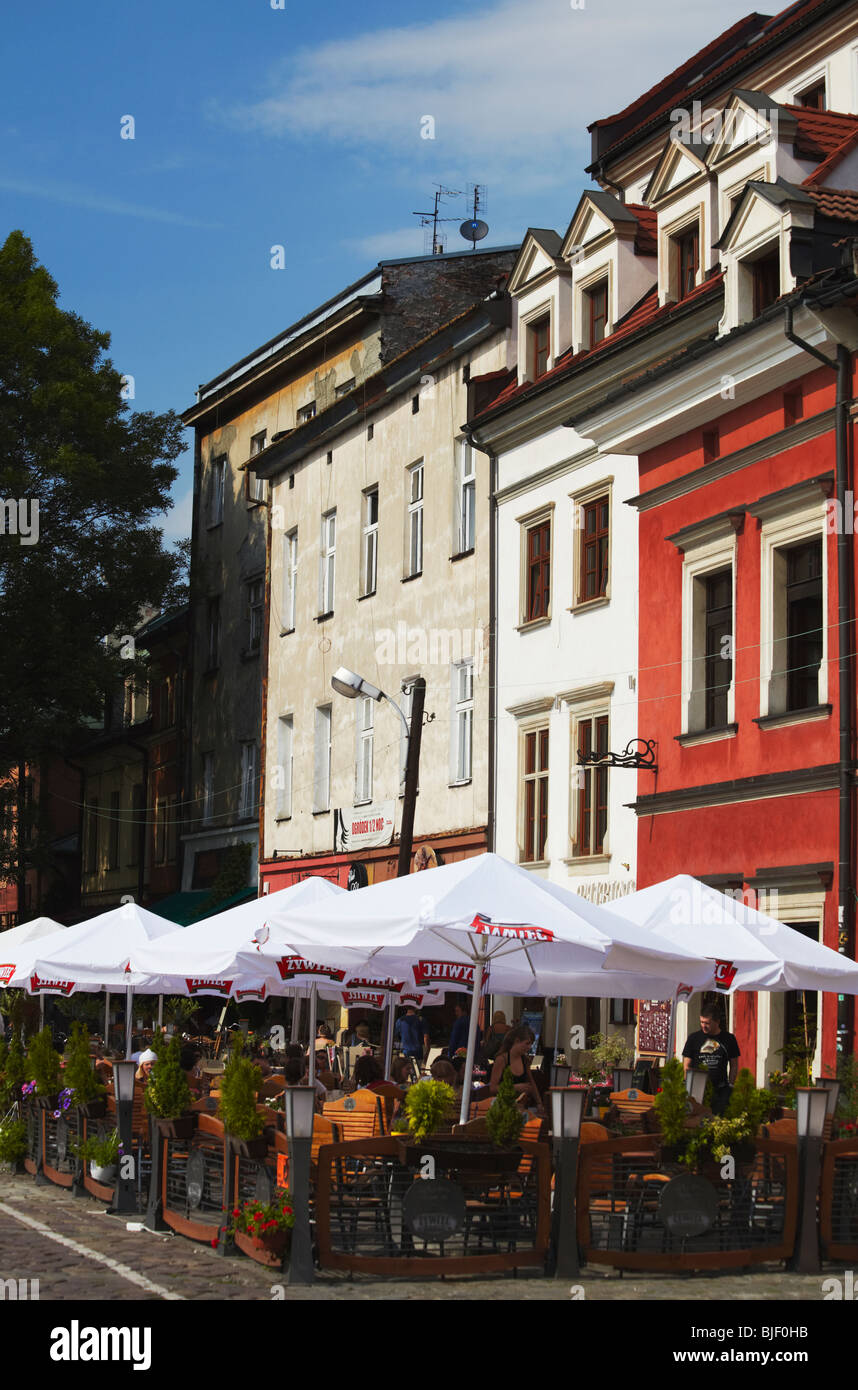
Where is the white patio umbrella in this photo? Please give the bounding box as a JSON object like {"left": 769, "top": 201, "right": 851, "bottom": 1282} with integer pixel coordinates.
{"left": 257, "top": 853, "right": 718, "bottom": 1121}
{"left": 0, "top": 916, "right": 67, "bottom": 1028}
{"left": 22, "top": 904, "right": 182, "bottom": 1057}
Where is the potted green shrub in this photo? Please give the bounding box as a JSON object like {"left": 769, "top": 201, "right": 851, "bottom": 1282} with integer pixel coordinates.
{"left": 73, "top": 1129, "right": 120, "bottom": 1184}
{"left": 63, "top": 1023, "right": 107, "bottom": 1118}
{"left": 0, "top": 1117, "right": 27, "bottom": 1172}
{"left": 144, "top": 1034, "right": 195, "bottom": 1139}
{"left": 24, "top": 1027, "right": 62, "bottom": 1108}
{"left": 403, "top": 1079, "right": 456, "bottom": 1141}
{"left": 486, "top": 1066, "right": 525, "bottom": 1149}
{"left": 228, "top": 1190, "right": 295, "bottom": 1267}
{"left": 218, "top": 1045, "right": 266, "bottom": 1158}
{"left": 0, "top": 1034, "right": 26, "bottom": 1110}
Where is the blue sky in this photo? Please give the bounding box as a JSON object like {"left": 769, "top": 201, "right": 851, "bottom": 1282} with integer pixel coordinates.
{"left": 2, "top": 0, "right": 755, "bottom": 543}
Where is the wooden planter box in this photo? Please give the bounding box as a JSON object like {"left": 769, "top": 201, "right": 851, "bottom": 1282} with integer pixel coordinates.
{"left": 230, "top": 1135, "right": 268, "bottom": 1160}
{"left": 155, "top": 1115, "right": 198, "bottom": 1140}
{"left": 395, "top": 1137, "right": 522, "bottom": 1174}
{"left": 234, "top": 1229, "right": 290, "bottom": 1268}
{"left": 33, "top": 1095, "right": 59, "bottom": 1111}
{"left": 76, "top": 1099, "right": 107, "bottom": 1121}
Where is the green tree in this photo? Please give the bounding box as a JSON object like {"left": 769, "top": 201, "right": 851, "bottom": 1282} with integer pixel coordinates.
{"left": 0, "top": 231, "right": 186, "bottom": 889}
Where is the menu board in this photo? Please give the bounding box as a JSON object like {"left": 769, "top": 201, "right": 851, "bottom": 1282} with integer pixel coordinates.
{"left": 636, "top": 999, "right": 673, "bottom": 1057}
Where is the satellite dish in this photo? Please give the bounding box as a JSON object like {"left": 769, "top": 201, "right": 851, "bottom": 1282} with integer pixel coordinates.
{"left": 460, "top": 219, "right": 489, "bottom": 246}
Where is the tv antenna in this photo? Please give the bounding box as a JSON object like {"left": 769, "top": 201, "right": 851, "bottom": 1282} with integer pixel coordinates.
{"left": 413, "top": 185, "right": 463, "bottom": 256}
{"left": 460, "top": 184, "right": 489, "bottom": 250}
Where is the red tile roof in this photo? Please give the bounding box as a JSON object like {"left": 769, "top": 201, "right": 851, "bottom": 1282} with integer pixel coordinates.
{"left": 785, "top": 105, "right": 858, "bottom": 163}
{"left": 473, "top": 274, "right": 724, "bottom": 420}
{"left": 803, "top": 125, "right": 858, "bottom": 186}
{"left": 588, "top": 0, "right": 842, "bottom": 166}
{"left": 627, "top": 204, "right": 658, "bottom": 256}
{"left": 803, "top": 185, "right": 858, "bottom": 221}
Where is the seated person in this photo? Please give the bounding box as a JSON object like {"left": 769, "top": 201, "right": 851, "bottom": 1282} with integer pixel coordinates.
{"left": 134, "top": 1048, "right": 158, "bottom": 1086}
{"left": 489, "top": 1027, "right": 544, "bottom": 1115}
{"left": 390, "top": 1057, "right": 413, "bottom": 1088}
{"left": 180, "top": 1046, "right": 203, "bottom": 1097}
{"left": 353, "top": 1055, "right": 393, "bottom": 1094}
{"left": 430, "top": 1059, "right": 457, "bottom": 1086}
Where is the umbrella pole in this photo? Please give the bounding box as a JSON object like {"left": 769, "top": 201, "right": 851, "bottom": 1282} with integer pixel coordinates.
{"left": 667, "top": 992, "right": 678, "bottom": 1059}
{"left": 307, "top": 984, "right": 317, "bottom": 1087}
{"left": 459, "top": 946, "right": 488, "bottom": 1126}
{"left": 291, "top": 993, "right": 301, "bottom": 1042}
{"left": 125, "top": 986, "right": 134, "bottom": 1060}
{"left": 39, "top": 993, "right": 45, "bottom": 1030}
{"left": 383, "top": 994, "right": 395, "bottom": 1080}
{"left": 157, "top": 995, "right": 164, "bottom": 1031}
{"left": 104, "top": 991, "right": 110, "bottom": 1048}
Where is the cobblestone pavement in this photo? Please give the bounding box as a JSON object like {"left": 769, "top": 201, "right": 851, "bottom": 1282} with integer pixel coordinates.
{"left": 0, "top": 1174, "right": 844, "bottom": 1302}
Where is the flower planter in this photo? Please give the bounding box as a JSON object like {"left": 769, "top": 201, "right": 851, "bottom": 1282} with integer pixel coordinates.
{"left": 231, "top": 1136, "right": 268, "bottom": 1161}
{"left": 90, "top": 1162, "right": 116, "bottom": 1184}
{"left": 395, "top": 1137, "right": 522, "bottom": 1174}
{"left": 34, "top": 1094, "right": 59, "bottom": 1111}
{"left": 234, "top": 1229, "right": 290, "bottom": 1267}
{"left": 155, "top": 1115, "right": 198, "bottom": 1140}
{"left": 76, "top": 1099, "right": 107, "bottom": 1121}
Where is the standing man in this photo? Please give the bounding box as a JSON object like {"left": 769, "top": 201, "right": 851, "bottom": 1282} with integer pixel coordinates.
{"left": 394, "top": 1005, "right": 429, "bottom": 1067}
{"left": 682, "top": 1003, "right": 740, "bottom": 1114}
{"left": 449, "top": 1000, "right": 480, "bottom": 1056}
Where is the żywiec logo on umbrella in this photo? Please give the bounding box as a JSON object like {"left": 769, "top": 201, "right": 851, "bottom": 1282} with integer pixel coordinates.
{"left": 469, "top": 914, "right": 555, "bottom": 942}
{"left": 0, "top": 964, "right": 15, "bottom": 985}
{"left": 713, "top": 960, "right": 737, "bottom": 990}
{"left": 344, "top": 976, "right": 405, "bottom": 993}
{"left": 275, "top": 958, "right": 347, "bottom": 983}
{"left": 234, "top": 985, "right": 267, "bottom": 1003}
{"left": 341, "top": 990, "right": 386, "bottom": 1010}
{"left": 185, "top": 978, "right": 233, "bottom": 996}
{"left": 28, "top": 973, "right": 75, "bottom": 996}
{"left": 413, "top": 961, "right": 475, "bottom": 985}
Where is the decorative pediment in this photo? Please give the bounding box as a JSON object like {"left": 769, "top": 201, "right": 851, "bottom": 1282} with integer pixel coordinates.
{"left": 706, "top": 91, "right": 790, "bottom": 172}
{"left": 644, "top": 138, "right": 709, "bottom": 205}
{"left": 560, "top": 190, "right": 639, "bottom": 261}
{"left": 507, "top": 228, "right": 566, "bottom": 297}
{"left": 716, "top": 180, "right": 813, "bottom": 252}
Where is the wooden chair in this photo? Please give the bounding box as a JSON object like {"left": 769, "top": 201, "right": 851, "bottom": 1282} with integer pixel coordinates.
{"left": 370, "top": 1083, "right": 405, "bottom": 1132}
{"left": 609, "top": 1087, "right": 656, "bottom": 1119}
{"left": 260, "top": 1076, "right": 285, "bottom": 1099}
{"left": 322, "top": 1090, "right": 385, "bottom": 1141}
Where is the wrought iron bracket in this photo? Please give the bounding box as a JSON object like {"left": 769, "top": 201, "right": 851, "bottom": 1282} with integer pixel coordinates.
{"left": 577, "top": 739, "right": 658, "bottom": 772}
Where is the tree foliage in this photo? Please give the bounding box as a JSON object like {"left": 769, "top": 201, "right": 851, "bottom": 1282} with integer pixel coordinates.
{"left": 0, "top": 231, "right": 187, "bottom": 874}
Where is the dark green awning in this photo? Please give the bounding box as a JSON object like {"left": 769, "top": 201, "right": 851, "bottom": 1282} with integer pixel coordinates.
{"left": 147, "top": 885, "right": 258, "bottom": 927}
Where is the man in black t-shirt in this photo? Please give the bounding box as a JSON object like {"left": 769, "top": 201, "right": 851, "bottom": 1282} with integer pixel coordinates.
{"left": 682, "top": 1004, "right": 740, "bottom": 1115}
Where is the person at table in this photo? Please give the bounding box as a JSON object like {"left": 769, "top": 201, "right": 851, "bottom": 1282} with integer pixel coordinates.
{"left": 480, "top": 1011, "right": 509, "bottom": 1065}
{"left": 682, "top": 1004, "right": 740, "bottom": 1115}
{"left": 489, "top": 1026, "right": 543, "bottom": 1113}
{"left": 448, "top": 1000, "right": 481, "bottom": 1056}
{"left": 394, "top": 1005, "right": 429, "bottom": 1064}
{"left": 134, "top": 1048, "right": 158, "bottom": 1085}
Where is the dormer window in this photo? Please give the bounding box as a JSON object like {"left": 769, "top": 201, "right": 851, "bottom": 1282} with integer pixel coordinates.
{"left": 796, "top": 80, "right": 826, "bottom": 110}
{"left": 585, "top": 281, "right": 608, "bottom": 347}
{"left": 752, "top": 247, "right": 781, "bottom": 315}
{"left": 529, "top": 315, "right": 551, "bottom": 379}
{"left": 675, "top": 225, "right": 699, "bottom": 299}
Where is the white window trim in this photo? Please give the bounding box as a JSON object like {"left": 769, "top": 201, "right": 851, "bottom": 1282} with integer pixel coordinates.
{"left": 283, "top": 529, "right": 297, "bottom": 632}
{"left": 517, "top": 715, "right": 551, "bottom": 867}
{"left": 570, "top": 478, "right": 613, "bottom": 611}
{"left": 248, "top": 577, "right": 264, "bottom": 652}
{"left": 362, "top": 488, "right": 378, "bottom": 596}
{"left": 659, "top": 204, "right": 705, "bottom": 305}
{"left": 574, "top": 261, "right": 612, "bottom": 354}
{"left": 680, "top": 533, "right": 738, "bottom": 735}
{"left": 568, "top": 699, "right": 611, "bottom": 861}
{"left": 313, "top": 705, "right": 332, "bottom": 813}
{"left": 275, "top": 715, "right": 293, "bottom": 821}
{"left": 455, "top": 438, "right": 476, "bottom": 554}
{"left": 354, "top": 697, "right": 374, "bottom": 805}
{"left": 320, "top": 511, "right": 336, "bottom": 614}
{"left": 791, "top": 64, "right": 829, "bottom": 107}
{"left": 759, "top": 502, "right": 828, "bottom": 719}
{"left": 208, "top": 456, "right": 226, "bottom": 527}
{"left": 239, "top": 742, "right": 258, "bottom": 821}
{"left": 450, "top": 659, "right": 474, "bottom": 786}
{"left": 518, "top": 301, "right": 554, "bottom": 384}
{"left": 719, "top": 164, "right": 769, "bottom": 239}
{"left": 406, "top": 461, "right": 424, "bottom": 577}
{"left": 517, "top": 502, "right": 555, "bottom": 627}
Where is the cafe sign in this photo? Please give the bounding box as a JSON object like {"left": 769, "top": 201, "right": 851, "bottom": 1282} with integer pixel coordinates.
{"left": 334, "top": 801, "right": 395, "bottom": 853}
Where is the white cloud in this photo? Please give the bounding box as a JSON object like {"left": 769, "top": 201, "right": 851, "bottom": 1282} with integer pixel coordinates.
{"left": 345, "top": 226, "right": 429, "bottom": 260}
{"left": 221, "top": 0, "right": 752, "bottom": 189}
{"left": 0, "top": 176, "right": 217, "bottom": 228}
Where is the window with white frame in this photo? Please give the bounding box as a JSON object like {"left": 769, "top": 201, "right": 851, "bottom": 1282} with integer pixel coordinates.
{"left": 283, "top": 529, "right": 297, "bottom": 631}
{"left": 354, "top": 696, "right": 374, "bottom": 804}
{"left": 208, "top": 456, "right": 226, "bottom": 526}
{"left": 520, "top": 724, "right": 549, "bottom": 863}
{"left": 297, "top": 401, "right": 316, "bottom": 424}
{"left": 313, "top": 705, "right": 332, "bottom": 812}
{"left": 239, "top": 742, "right": 258, "bottom": 821}
{"left": 202, "top": 753, "right": 214, "bottom": 825}
{"left": 276, "top": 715, "right": 293, "bottom": 819}
{"left": 320, "top": 511, "right": 336, "bottom": 614}
{"left": 249, "top": 431, "right": 267, "bottom": 503}
{"left": 758, "top": 497, "right": 827, "bottom": 719}
{"left": 362, "top": 488, "right": 378, "bottom": 596}
{"left": 451, "top": 660, "right": 474, "bottom": 784}
{"left": 572, "top": 482, "right": 612, "bottom": 607}
{"left": 519, "top": 506, "right": 553, "bottom": 624}
{"left": 407, "top": 462, "right": 424, "bottom": 576}
{"left": 455, "top": 439, "right": 476, "bottom": 554}
{"left": 247, "top": 577, "right": 264, "bottom": 652}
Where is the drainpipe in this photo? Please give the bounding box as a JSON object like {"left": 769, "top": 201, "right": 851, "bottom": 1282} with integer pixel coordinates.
{"left": 463, "top": 426, "right": 497, "bottom": 853}
{"left": 784, "top": 303, "right": 854, "bottom": 1052}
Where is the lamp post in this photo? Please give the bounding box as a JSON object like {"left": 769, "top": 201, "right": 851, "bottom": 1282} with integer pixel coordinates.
{"left": 548, "top": 1086, "right": 586, "bottom": 1279}
{"left": 110, "top": 1061, "right": 138, "bottom": 1215}
{"left": 551, "top": 1062, "right": 572, "bottom": 1089}
{"left": 613, "top": 1067, "right": 634, "bottom": 1093}
{"left": 686, "top": 1069, "right": 708, "bottom": 1105}
{"left": 331, "top": 668, "right": 425, "bottom": 878}
{"left": 813, "top": 1076, "right": 841, "bottom": 1117}
{"left": 283, "top": 1086, "right": 315, "bottom": 1285}
{"left": 791, "top": 1086, "right": 828, "bottom": 1273}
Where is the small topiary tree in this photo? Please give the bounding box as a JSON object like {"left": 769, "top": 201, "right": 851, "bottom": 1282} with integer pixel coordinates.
{"left": 63, "top": 1023, "right": 106, "bottom": 1108}
{"left": 725, "top": 1068, "right": 775, "bottom": 1134}
{"left": 0, "top": 1033, "right": 26, "bottom": 1109}
{"left": 653, "top": 1056, "right": 688, "bottom": 1147}
{"left": 25, "top": 1027, "right": 62, "bottom": 1098}
{"left": 218, "top": 1042, "right": 264, "bottom": 1141}
{"left": 143, "top": 1033, "right": 192, "bottom": 1120}
{"left": 403, "top": 1079, "right": 456, "bottom": 1141}
{"left": 486, "top": 1067, "right": 524, "bottom": 1149}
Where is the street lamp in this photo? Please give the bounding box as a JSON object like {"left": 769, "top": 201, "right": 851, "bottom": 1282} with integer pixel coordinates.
{"left": 283, "top": 1086, "right": 315, "bottom": 1285}
{"left": 110, "top": 1061, "right": 137, "bottom": 1215}
{"left": 551, "top": 1062, "right": 572, "bottom": 1089}
{"left": 813, "top": 1076, "right": 841, "bottom": 1117}
{"left": 791, "top": 1086, "right": 828, "bottom": 1273}
{"left": 548, "top": 1087, "right": 586, "bottom": 1279}
{"left": 331, "top": 667, "right": 426, "bottom": 878}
